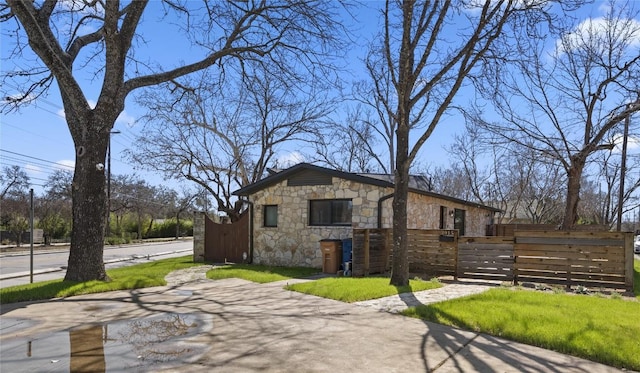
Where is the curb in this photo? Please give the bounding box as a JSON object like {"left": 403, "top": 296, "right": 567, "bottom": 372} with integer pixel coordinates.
{"left": 0, "top": 249, "right": 192, "bottom": 281}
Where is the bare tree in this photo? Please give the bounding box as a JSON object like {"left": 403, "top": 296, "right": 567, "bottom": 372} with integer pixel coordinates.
{"left": 470, "top": 1, "right": 640, "bottom": 229}
{"left": 594, "top": 149, "right": 640, "bottom": 227}
{"left": 39, "top": 169, "right": 73, "bottom": 245}
{"left": 157, "top": 186, "right": 203, "bottom": 239}
{"left": 518, "top": 158, "right": 566, "bottom": 224}
{"left": 0, "top": 165, "right": 30, "bottom": 200}
{"left": 1, "top": 0, "right": 345, "bottom": 281}
{"left": 371, "top": 0, "right": 570, "bottom": 286}
{"left": 429, "top": 164, "right": 475, "bottom": 197}
{"left": 315, "top": 106, "right": 385, "bottom": 173}
{"left": 351, "top": 49, "right": 400, "bottom": 173}
{"left": 128, "top": 64, "right": 334, "bottom": 221}
{"left": 441, "top": 127, "right": 566, "bottom": 224}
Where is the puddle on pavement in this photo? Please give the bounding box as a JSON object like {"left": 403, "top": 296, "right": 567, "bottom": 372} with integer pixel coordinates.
{"left": 169, "top": 290, "right": 194, "bottom": 297}
{"left": 0, "top": 313, "right": 210, "bottom": 372}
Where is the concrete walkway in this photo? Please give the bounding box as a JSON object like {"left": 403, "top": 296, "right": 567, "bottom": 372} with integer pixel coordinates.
{"left": 353, "top": 283, "right": 493, "bottom": 313}
{"left": 0, "top": 267, "right": 631, "bottom": 372}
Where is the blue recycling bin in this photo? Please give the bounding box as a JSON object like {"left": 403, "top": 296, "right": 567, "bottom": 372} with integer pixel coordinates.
{"left": 342, "top": 238, "right": 352, "bottom": 267}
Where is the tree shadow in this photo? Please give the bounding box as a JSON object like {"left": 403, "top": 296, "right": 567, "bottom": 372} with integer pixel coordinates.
{"left": 1, "top": 276, "right": 619, "bottom": 372}
{"left": 393, "top": 282, "right": 606, "bottom": 372}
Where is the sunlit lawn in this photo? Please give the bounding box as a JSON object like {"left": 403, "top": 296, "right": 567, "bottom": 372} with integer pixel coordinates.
{"left": 285, "top": 277, "right": 443, "bottom": 302}
{"left": 0, "top": 255, "right": 203, "bottom": 304}
{"left": 206, "top": 264, "right": 320, "bottom": 283}
{"left": 402, "top": 262, "right": 640, "bottom": 371}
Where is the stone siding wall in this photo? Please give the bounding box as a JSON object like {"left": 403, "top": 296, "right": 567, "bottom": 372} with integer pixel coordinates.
{"left": 250, "top": 178, "right": 391, "bottom": 267}
{"left": 249, "top": 178, "right": 493, "bottom": 268}
{"left": 398, "top": 193, "right": 492, "bottom": 236}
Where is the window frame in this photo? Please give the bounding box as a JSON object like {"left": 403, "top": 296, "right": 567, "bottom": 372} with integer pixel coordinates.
{"left": 308, "top": 199, "right": 352, "bottom": 226}
{"left": 263, "top": 205, "right": 278, "bottom": 227}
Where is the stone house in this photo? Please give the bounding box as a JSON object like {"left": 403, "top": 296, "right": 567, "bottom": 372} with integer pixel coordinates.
{"left": 233, "top": 163, "right": 500, "bottom": 268}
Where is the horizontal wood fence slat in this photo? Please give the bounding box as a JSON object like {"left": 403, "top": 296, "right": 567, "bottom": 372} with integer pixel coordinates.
{"left": 351, "top": 228, "right": 633, "bottom": 291}
{"left": 514, "top": 231, "right": 633, "bottom": 290}
{"left": 458, "top": 236, "right": 514, "bottom": 282}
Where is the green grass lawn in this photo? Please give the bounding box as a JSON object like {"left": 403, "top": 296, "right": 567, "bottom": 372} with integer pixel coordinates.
{"left": 206, "top": 264, "right": 320, "bottom": 283}
{"left": 285, "top": 277, "right": 443, "bottom": 302}
{"left": 0, "top": 255, "right": 203, "bottom": 304}
{"left": 402, "top": 287, "right": 640, "bottom": 370}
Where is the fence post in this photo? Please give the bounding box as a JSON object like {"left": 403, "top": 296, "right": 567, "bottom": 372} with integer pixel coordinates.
{"left": 512, "top": 233, "right": 518, "bottom": 286}
{"left": 566, "top": 257, "right": 572, "bottom": 291}
{"left": 625, "top": 232, "right": 634, "bottom": 292}
{"left": 364, "top": 229, "right": 370, "bottom": 276}
{"left": 453, "top": 230, "right": 458, "bottom": 281}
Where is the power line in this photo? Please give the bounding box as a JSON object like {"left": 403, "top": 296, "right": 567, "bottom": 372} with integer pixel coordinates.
{"left": 0, "top": 149, "right": 74, "bottom": 170}
{"left": 0, "top": 154, "right": 71, "bottom": 172}
{"left": 1, "top": 121, "right": 56, "bottom": 141}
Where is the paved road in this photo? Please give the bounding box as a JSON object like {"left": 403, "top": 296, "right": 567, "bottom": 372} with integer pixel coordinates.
{"left": 0, "top": 239, "right": 193, "bottom": 288}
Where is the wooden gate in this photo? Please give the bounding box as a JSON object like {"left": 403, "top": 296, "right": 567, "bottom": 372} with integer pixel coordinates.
{"left": 204, "top": 211, "right": 249, "bottom": 263}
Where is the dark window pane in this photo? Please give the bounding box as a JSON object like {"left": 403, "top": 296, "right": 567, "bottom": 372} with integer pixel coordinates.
{"left": 309, "top": 199, "right": 352, "bottom": 226}
{"left": 454, "top": 209, "right": 465, "bottom": 236}
{"left": 310, "top": 200, "right": 332, "bottom": 225}
{"left": 264, "top": 205, "right": 278, "bottom": 227}
{"left": 332, "top": 200, "right": 352, "bottom": 224}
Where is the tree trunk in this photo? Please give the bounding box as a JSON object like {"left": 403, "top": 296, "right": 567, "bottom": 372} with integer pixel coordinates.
{"left": 390, "top": 153, "right": 410, "bottom": 286}
{"left": 65, "top": 128, "right": 110, "bottom": 282}
{"left": 389, "top": 0, "right": 414, "bottom": 287}
{"left": 560, "top": 158, "right": 585, "bottom": 230}
{"left": 146, "top": 216, "right": 153, "bottom": 239}
{"left": 390, "top": 99, "right": 411, "bottom": 286}
{"left": 175, "top": 212, "right": 181, "bottom": 240}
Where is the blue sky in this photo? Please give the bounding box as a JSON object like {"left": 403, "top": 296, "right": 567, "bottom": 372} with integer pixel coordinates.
{"left": 1, "top": 1, "right": 637, "bottom": 197}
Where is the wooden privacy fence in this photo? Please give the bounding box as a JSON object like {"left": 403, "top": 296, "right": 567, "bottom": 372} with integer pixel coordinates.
{"left": 407, "top": 229, "right": 457, "bottom": 277}
{"left": 458, "top": 236, "right": 514, "bottom": 282}
{"left": 352, "top": 228, "right": 634, "bottom": 291}
{"left": 514, "top": 230, "right": 634, "bottom": 290}
{"left": 491, "top": 224, "right": 609, "bottom": 236}
{"left": 352, "top": 228, "right": 391, "bottom": 276}
{"left": 352, "top": 229, "right": 457, "bottom": 277}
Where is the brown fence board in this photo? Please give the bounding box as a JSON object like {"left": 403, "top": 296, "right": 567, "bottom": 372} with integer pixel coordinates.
{"left": 458, "top": 236, "right": 514, "bottom": 282}
{"left": 204, "top": 212, "right": 249, "bottom": 263}
{"left": 514, "top": 230, "right": 632, "bottom": 290}
{"left": 352, "top": 229, "right": 391, "bottom": 276}
{"left": 516, "top": 237, "right": 624, "bottom": 246}
{"left": 352, "top": 228, "right": 632, "bottom": 291}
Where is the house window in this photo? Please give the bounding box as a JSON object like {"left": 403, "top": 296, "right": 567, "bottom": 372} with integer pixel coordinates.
{"left": 264, "top": 205, "right": 278, "bottom": 227}
{"left": 454, "top": 209, "right": 466, "bottom": 236}
{"left": 309, "top": 199, "right": 352, "bottom": 226}
{"left": 439, "top": 206, "right": 447, "bottom": 229}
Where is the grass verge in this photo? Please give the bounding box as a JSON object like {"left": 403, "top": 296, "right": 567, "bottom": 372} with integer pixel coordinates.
{"left": 402, "top": 288, "right": 640, "bottom": 370}
{"left": 206, "top": 264, "right": 320, "bottom": 283}
{"left": 0, "top": 256, "right": 203, "bottom": 304}
{"left": 285, "top": 277, "right": 442, "bottom": 302}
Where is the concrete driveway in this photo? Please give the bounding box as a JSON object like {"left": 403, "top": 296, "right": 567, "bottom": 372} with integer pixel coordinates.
{"left": 0, "top": 277, "right": 627, "bottom": 372}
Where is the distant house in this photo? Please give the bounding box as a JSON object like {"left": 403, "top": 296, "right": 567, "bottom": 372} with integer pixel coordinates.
{"left": 233, "top": 163, "right": 500, "bottom": 267}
